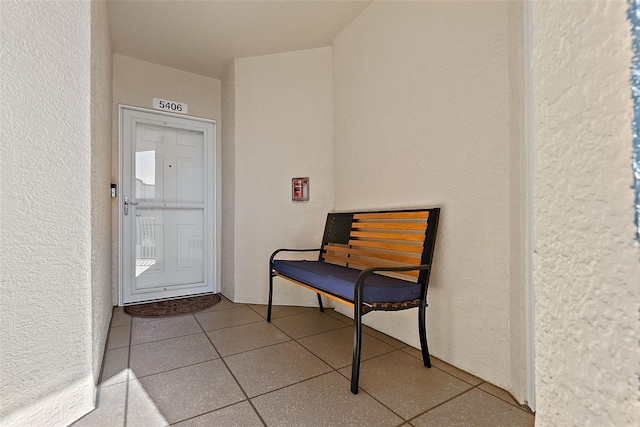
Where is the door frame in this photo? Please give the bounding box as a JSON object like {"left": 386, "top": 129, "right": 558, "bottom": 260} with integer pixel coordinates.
{"left": 118, "top": 105, "right": 217, "bottom": 305}
{"left": 523, "top": 0, "right": 536, "bottom": 411}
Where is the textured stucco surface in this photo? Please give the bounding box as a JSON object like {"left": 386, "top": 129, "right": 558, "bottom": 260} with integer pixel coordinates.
{"left": 231, "top": 47, "right": 335, "bottom": 305}
{"left": 332, "top": 1, "right": 527, "bottom": 400}
{"left": 221, "top": 62, "right": 236, "bottom": 300}
{"left": 111, "top": 54, "right": 222, "bottom": 303}
{"left": 0, "top": 1, "right": 95, "bottom": 424}
{"left": 90, "top": 0, "right": 113, "bottom": 385}
{"left": 533, "top": 1, "right": 640, "bottom": 425}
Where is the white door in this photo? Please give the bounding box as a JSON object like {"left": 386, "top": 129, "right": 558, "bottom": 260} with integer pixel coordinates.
{"left": 120, "top": 107, "right": 216, "bottom": 304}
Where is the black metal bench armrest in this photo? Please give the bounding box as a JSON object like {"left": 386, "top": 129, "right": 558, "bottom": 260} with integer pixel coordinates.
{"left": 353, "top": 264, "right": 431, "bottom": 301}
{"left": 269, "top": 248, "right": 322, "bottom": 264}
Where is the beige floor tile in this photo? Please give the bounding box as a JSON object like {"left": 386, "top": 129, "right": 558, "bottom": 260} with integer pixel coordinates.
{"left": 130, "top": 333, "right": 219, "bottom": 378}
{"left": 100, "top": 347, "right": 129, "bottom": 386}
{"left": 206, "top": 321, "right": 290, "bottom": 357}
{"left": 126, "top": 378, "right": 171, "bottom": 426}
{"left": 324, "top": 308, "right": 354, "bottom": 324}
{"left": 132, "top": 315, "right": 162, "bottom": 324}
{"left": 478, "top": 382, "right": 522, "bottom": 408}
{"left": 271, "top": 311, "right": 346, "bottom": 339}
{"left": 73, "top": 380, "right": 168, "bottom": 427}
{"left": 72, "top": 383, "right": 126, "bottom": 427}
{"left": 298, "top": 326, "right": 395, "bottom": 369}
{"left": 362, "top": 324, "right": 406, "bottom": 349}
{"left": 173, "top": 401, "right": 263, "bottom": 427}
{"left": 252, "top": 372, "right": 403, "bottom": 427}
{"left": 131, "top": 315, "right": 202, "bottom": 345}
{"left": 225, "top": 341, "right": 331, "bottom": 397}
{"left": 411, "top": 388, "right": 534, "bottom": 427}
{"left": 111, "top": 307, "right": 132, "bottom": 327}
{"left": 431, "top": 358, "right": 483, "bottom": 387}
{"left": 338, "top": 350, "right": 472, "bottom": 419}
{"left": 195, "top": 306, "right": 263, "bottom": 331}
{"left": 107, "top": 325, "right": 131, "bottom": 350}
{"left": 249, "top": 304, "right": 317, "bottom": 319}
{"left": 196, "top": 295, "right": 244, "bottom": 313}
{"left": 401, "top": 347, "right": 483, "bottom": 386}
{"left": 139, "top": 359, "right": 245, "bottom": 424}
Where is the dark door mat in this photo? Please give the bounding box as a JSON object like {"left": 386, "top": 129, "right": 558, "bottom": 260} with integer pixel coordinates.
{"left": 124, "top": 294, "right": 221, "bottom": 318}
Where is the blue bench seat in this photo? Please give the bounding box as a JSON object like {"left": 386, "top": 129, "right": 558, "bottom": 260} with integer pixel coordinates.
{"left": 272, "top": 260, "right": 422, "bottom": 303}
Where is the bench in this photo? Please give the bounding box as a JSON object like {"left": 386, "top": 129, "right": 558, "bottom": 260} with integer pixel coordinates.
{"left": 268, "top": 207, "right": 441, "bottom": 394}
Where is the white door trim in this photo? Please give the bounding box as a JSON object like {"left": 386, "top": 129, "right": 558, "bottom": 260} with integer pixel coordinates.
{"left": 118, "top": 104, "right": 217, "bottom": 305}
{"left": 523, "top": 0, "right": 536, "bottom": 412}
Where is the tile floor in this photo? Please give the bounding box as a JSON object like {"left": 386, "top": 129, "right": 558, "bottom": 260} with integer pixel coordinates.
{"left": 74, "top": 296, "right": 534, "bottom": 426}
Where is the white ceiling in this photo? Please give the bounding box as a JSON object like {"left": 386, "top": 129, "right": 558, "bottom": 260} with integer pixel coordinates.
{"left": 107, "top": 0, "right": 372, "bottom": 79}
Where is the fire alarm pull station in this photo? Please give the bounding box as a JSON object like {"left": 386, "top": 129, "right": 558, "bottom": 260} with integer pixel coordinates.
{"left": 292, "top": 177, "right": 309, "bottom": 201}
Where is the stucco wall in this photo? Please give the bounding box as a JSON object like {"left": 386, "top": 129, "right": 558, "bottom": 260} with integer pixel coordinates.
{"left": 533, "top": 1, "right": 640, "bottom": 425}
{"left": 332, "top": 1, "right": 527, "bottom": 400}
{"left": 0, "top": 1, "right": 95, "bottom": 425}
{"left": 221, "top": 62, "right": 236, "bottom": 300}
{"left": 232, "top": 47, "right": 334, "bottom": 305}
{"left": 90, "top": 0, "right": 113, "bottom": 386}
{"left": 111, "top": 54, "right": 222, "bottom": 303}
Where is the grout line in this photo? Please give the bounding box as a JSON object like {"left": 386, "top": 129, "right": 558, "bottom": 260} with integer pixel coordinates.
{"left": 130, "top": 330, "right": 204, "bottom": 347}
{"left": 475, "top": 385, "right": 534, "bottom": 414}
{"left": 217, "top": 338, "right": 294, "bottom": 359}
{"left": 194, "top": 312, "right": 269, "bottom": 427}
{"left": 197, "top": 302, "right": 248, "bottom": 313}
{"left": 167, "top": 401, "right": 248, "bottom": 426}
{"left": 199, "top": 318, "right": 266, "bottom": 334}
{"left": 194, "top": 304, "right": 250, "bottom": 317}
{"left": 246, "top": 370, "right": 336, "bottom": 401}
{"left": 97, "top": 309, "right": 118, "bottom": 385}
{"left": 123, "top": 314, "right": 134, "bottom": 427}
{"left": 297, "top": 335, "right": 401, "bottom": 372}
{"left": 405, "top": 382, "right": 484, "bottom": 424}
{"left": 331, "top": 357, "right": 408, "bottom": 422}
{"left": 126, "top": 357, "right": 222, "bottom": 382}
{"left": 246, "top": 304, "right": 319, "bottom": 321}
{"left": 285, "top": 324, "right": 351, "bottom": 341}
{"left": 399, "top": 348, "right": 482, "bottom": 386}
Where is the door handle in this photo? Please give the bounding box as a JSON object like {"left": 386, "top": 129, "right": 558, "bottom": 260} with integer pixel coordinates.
{"left": 123, "top": 195, "right": 139, "bottom": 216}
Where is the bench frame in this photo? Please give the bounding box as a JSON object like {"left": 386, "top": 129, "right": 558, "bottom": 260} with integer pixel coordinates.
{"left": 268, "top": 207, "right": 440, "bottom": 394}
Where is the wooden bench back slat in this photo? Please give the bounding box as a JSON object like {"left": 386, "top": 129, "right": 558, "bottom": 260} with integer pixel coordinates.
{"left": 322, "top": 253, "right": 350, "bottom": 265}
{"left": 324, "top": 243, "right": 421, "bottom": 280}
{"left": 321, "top": 209, "right": 436, "bottom": 283}
{"left": 350, "top": 230, "right": 425, "bottom": 242}
{"left": 324, "top": 243, "right": 421, "bottom": 264}
{"left": 353, "top": 211, "right": 430, "bottom": 220}
{"left": 347, "top": 239, "right": 423, "bottom": 254}
{"left": 351, "top": 222, "right": 427, "bottom": 231}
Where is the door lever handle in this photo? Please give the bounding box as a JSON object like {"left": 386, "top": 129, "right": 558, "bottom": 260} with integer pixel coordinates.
{"left": 123, "top": 195, "right": 139, "bottom": 216}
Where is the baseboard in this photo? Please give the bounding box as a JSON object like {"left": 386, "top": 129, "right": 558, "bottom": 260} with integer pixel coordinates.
{"left": 0, "top": 375, "right": 95, "bottom": 427}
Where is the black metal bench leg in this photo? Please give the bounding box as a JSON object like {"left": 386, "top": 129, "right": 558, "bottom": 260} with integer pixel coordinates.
{"left": 418, "top": 301, "right": 431, "bottom": 368}
{"left": 351, "top": 305, "right": 363, "bottom": 394}
{"left": 316, "top": 293, "right": 325, "bottom": 312}
{"left": 267, "top": 272, "right": 274, "bottom": 322}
